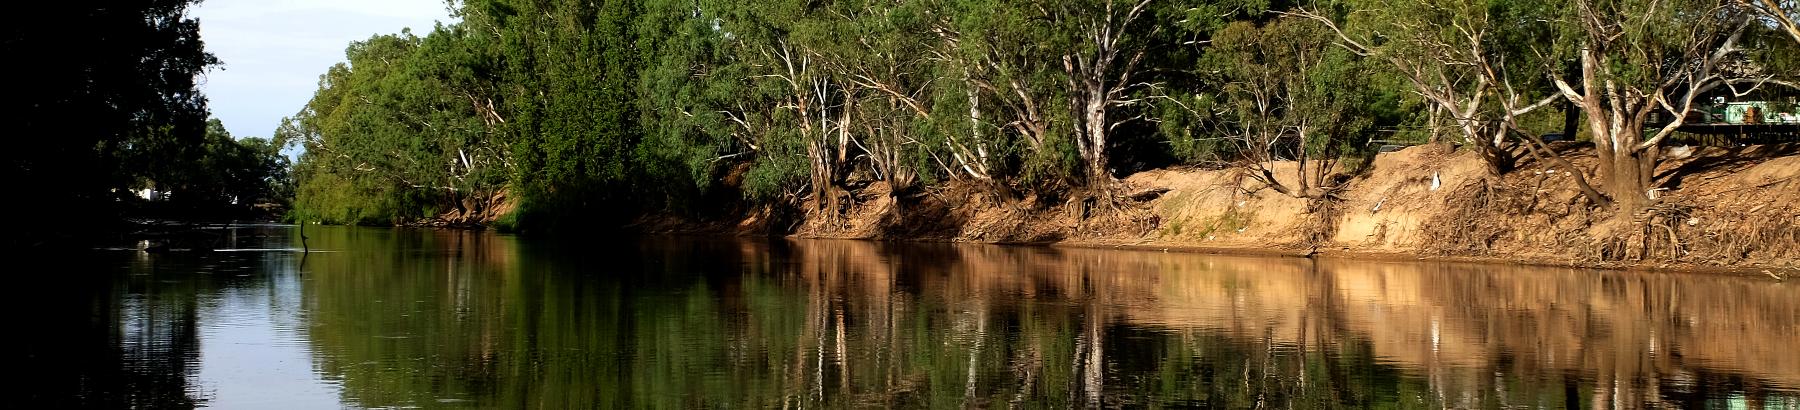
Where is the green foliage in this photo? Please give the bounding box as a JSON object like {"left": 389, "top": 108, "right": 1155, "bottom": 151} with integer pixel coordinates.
{"left": 1197, "top": 17, "right": 1389, "bottom": 165}
{"left": 277, "top": 0, "right": 1797, "bottom": 227}
{"left": 287, "top": 0, "right": 1344, "bottom": 222}
{"left": 287, "top": 26, "right": 514, "bottom": 225}
{"left": 490, "top": 206, "right": 523, "bottom": 233}
{"left": 1018, "top": 130, "right": 1084, "bottom": 187}
{"left": 1158, "top": 93, "right": 1228, "bottom": 164}
{"left": 634, "top": 0, "right": 737, "bottom": 197}
{"left": 167, "top": 119, "right": 293, "bottom": 206}
{"left": 741, "top": 140, "right": 811, "bottom": 202}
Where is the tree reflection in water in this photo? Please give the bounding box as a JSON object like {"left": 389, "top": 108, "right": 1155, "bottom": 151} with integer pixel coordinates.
{"left": 294, "top": 231, "right": 1800, "bottom": 408}
{"left": 15, "top": 227, "right": 1800, "bottom": 408}
{"left": 13, "top": 246, "right": 277, "bottom": 407}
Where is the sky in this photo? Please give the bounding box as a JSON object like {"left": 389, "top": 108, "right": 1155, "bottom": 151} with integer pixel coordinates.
{"left": 193, "top": 0, "right": 457, "bottom": 139}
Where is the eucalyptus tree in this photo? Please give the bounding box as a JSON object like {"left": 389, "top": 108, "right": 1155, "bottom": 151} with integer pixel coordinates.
{"left": 810, "top": 0, "right": 948, "bottom": 192}
{"left": 4, "top": 1, "right": 216, "bottom": 237}
{"left": 633, "top": 0, "right": 739, "bottom": 201}
{"left": 288, "top": 33, "right": 448, "bottom": 223}
{"left": 1058, "top": 0, "right": 1167, "bottom": 184}
{"left": 175, "top": 120, "right": 292, "bottom": 206}
{"left": 412, "top": 22, "right": 515, "bottom": 190}
{"left": 697, "top": 1, "right": 854, "bottom": 206}
{"left": 935, "top": 0, "right": 1079, "bottom": 184}
{"left": 1289, "top": 0, "right": 1572, "bottom": 184}
{"left": 458, "top": 0, "right": 641, "bottom": 207}
{"left": 286, "top": 26, "right": 514, "bottom": 224}
{"left": 1548, "top": 0, "right": 1769, "bottom": 213}
{"left": 1204, "top": 17, "right": 1384, "bottom": 199}
{"left": 932, "top": 0, "right": 1271, "bottom": 188}
{"left": 1739, "top": 0, "right": 1800, "bottom": 43}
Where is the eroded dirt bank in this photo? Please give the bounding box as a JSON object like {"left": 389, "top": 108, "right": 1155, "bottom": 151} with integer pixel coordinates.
{"left": 642, "top": 143, "right": 1800, "bottom": 273}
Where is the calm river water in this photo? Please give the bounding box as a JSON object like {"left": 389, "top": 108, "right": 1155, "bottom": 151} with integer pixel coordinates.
{"left": 15, "top": 225, "right": 1800, "bottom": 408}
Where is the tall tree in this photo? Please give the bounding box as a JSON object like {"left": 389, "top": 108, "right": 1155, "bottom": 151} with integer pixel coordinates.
{"left": 633, "top": 0, "right": 738, "bottom": 202}
{"left": 700, "top": 1, "right": 851, "bottom": 206}
{"left": 1549, "top": 0, "right": 1766, "bottom": 213}
{"left": 1060, "top": 0, "right": 1162, "bottom": 184}
{"left": 176, "top": 119, "right": 292, "bottom": 206}
{"left": 1290, "top": 0, "right": 1569, "bottom": 182}
{"left": 939, "top": 0, "right": 1080, "bottom": 185}
{"left": 3, "top": 2, "right": 217, "bottom": 239}
{"left": 1205, "top": 17, "right": 1385, "bottom": 199}
{"left": 467, "top": 0, "right": 642, "bottom": 205}
{"left": 286, "top": 29, "right": 508, "bottom": 224}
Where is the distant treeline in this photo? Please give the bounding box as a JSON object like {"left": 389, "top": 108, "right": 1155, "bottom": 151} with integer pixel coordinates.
{"left": 282, "top": 0, "right": 1800, "bottom": 230}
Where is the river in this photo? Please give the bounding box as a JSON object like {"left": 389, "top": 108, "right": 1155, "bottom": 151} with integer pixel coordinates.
{"left": 15, "top": 225, "right": 1800, "bottom": 408}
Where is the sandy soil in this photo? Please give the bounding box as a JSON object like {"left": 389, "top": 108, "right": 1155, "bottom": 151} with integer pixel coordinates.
{"left": 636, "top": 143, "right": 1800, "bottom": 273}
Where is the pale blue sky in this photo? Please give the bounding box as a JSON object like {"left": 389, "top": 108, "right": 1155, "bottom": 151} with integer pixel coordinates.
{"left": 194, "top": 0, "right": 457, "bottom": 139}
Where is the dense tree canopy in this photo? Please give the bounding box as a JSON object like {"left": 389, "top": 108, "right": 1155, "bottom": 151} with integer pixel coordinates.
{"left": 0, "top": 2, "right": 297, "bottom": 243}
{"left": 173, "top": 120, "right": 292, "bottom": 207}
{"left": 283, "top": 0, "right": 1799, "bottom": 230}
{"left": 1200, "top": 16, "right": 1389, "bottom": 199}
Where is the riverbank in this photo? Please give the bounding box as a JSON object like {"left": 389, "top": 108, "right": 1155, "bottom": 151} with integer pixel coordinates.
{"left": 633, "top": 143, "right": 1800, "bottom": 274}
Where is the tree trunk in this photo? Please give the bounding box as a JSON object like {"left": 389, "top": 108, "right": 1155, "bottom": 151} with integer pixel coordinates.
{"left": 1081, "top": 84, "right": 1110, "bottom": 183}
{"left": 1584, "top": 112, "right": 1660, "bottom": 218}
{"left": 1757, "top": 0, "right": 1800, "bottom": 45}
{"left": 1426, "top": 105, "right": 1443, "bottom": 145}
{"left": 1600, "top": 143, "right": 1655, "bottom": 216}
{"left": 1473, "top": 141, "right": 1515, "bottom": 179}
{"left": 1562, "top": 100, "right": 1580, "bottom": 141}
{"left": 808, "top": 139, "right": 840, "bottom": 213}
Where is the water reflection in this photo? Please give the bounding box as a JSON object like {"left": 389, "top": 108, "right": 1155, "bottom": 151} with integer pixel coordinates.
{"left": 13, "top": 237, "right": 285, "bottom": 407}
{"left": 296, "top": 232, "right": 1800, "bottom": 408}
{"left": 15, "top": 227, "right": 1800, "bottom": 408}
{"left": 28, "top": 269, "right": 204, "bottom": 408}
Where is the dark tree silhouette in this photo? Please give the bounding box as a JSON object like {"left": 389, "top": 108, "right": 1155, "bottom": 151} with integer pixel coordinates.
{"left": 2, "top": 2, "right": 218, "bottom": 245}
